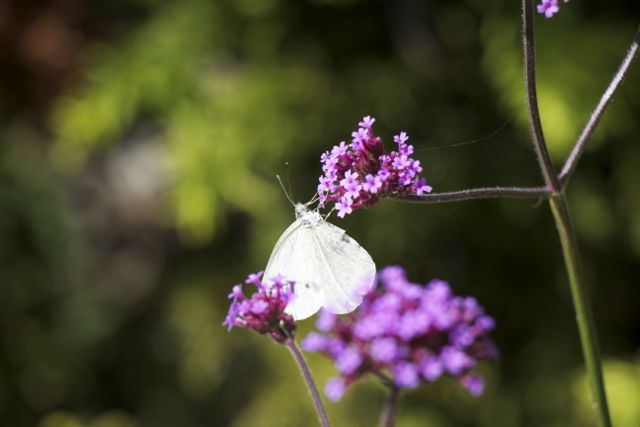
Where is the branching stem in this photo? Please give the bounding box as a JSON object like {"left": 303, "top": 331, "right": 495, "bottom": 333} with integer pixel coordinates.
{"left": 383, "top": 7, "right": 635, "bottom": 427}
{"left": 522, "top": 1, "right": 612, "bottom": 426}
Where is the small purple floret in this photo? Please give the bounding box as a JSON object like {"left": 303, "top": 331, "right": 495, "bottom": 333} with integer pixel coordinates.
{"left": 359, "top": 115, "right": 376, "bottom": 129}
{"left": 316, "top": 310, "right": 336, "bottom": 332}
{"left": 393, "top": 362, "right": 420, "bottom": 388}
{"left": 335, "top": 196, "right": 354, "bottom": 218}
{"left": 537, "top": 0, "right": 569, "bottom": 18}
{"left": 336, "top": 347, "right": 363, "bottom": 375}
{"left": 301, "top": 332, "right": 329, "bottom": 352}
{"left": 325, "top": 377, "right": 346, "bottom": 402}
{"left": 371, "top": 337, "right": 398, "bottom": 363}
{"left": 419, "top": 356, "right": 444, "bottom": 381}
{"left": 460, "top": 375, "right": 485, "bottom": 397}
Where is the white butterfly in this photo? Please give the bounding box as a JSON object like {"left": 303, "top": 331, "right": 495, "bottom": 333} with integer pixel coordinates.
{"left": 264, "top": 202, "right": 376, "bottom": 320}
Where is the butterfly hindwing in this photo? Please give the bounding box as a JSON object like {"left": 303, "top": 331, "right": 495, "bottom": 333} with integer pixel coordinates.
{"left": 311, "top": 221, "right": 376, "bottom": 314}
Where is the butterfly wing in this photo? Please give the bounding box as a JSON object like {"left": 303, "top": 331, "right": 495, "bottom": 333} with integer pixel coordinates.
{"left": 264, "top": 220, "right": 324, "bottom": 320}
{"left": 310, "top": 221, "right": 376, "bottom": 314}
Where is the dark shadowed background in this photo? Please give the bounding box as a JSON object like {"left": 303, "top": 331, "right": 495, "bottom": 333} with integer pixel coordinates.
{"left": 1, "top": 0, "right": 639, "bottom": 426}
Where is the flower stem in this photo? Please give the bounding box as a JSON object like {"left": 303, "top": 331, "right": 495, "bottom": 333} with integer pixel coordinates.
{"left": 521, "top": 0, "right": 561, "bottom": 194}
{"left": 285, "top": 338, "right": 332, "bottom": 427}
{"left": 560, "top": 26, "right": 640, "bottom": 186}
{"left": 378, "top": 387, "right": 400, "bottom": 427}
{"left": 398, "top": 186, "right": 551, "bottom": 203}
{"left": 548, "top": 195, "right": 611, "bottom": 427}
{"left": 521, "top": 1, "right": 613, "bottom": 425}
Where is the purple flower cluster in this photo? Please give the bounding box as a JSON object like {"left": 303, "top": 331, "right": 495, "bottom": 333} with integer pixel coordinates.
{"left": 318, "top": 116, "right": 432, "bottom": 218}
{"left": 224, "top": 272, "right": 296, "bottom": 343}
{"left": 537, "top": 0, "right": 569, "bottom": 18}
{"left": 301, "top": 266, "right": 497, "bottom": 401}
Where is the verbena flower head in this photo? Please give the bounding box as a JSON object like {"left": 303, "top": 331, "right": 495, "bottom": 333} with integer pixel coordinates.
{"left": 301, "top": 266, "right": 497, "bottom": 401}
{"left": 537, "top": 0, "right": 570, "bottom": 18}
{"left": 224, "top": 272, "right": 296, "bottom": 343}
{"left": 318, "top": 116, "right": 432, "bottom": 218}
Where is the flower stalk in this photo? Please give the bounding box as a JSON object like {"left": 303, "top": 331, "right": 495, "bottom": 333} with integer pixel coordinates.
{"left": 223, "top": 274, "right": 332, "bottom": 427}
{"left": 378, "top": 387, "right": 400, "bottom": 427}
{"left": 286, "top": 338, "right": 333, "bottom": 427}
{"left": 522, "top": 0, "right": 561, "bottom": 194}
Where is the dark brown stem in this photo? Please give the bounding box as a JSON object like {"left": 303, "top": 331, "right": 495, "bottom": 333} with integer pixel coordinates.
{"left": 521, "top": 0, "right": 561, "bottom": 193}
{"left": 560, "top": 26, "right": 640, "bottom": 186}
{"left": 396, "top": 186, "right": 550, "bottom": 204}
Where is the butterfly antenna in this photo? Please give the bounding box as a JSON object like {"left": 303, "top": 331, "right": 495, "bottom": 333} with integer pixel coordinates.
{"left": 276, "top": 175, "right": 296, "bottom": 208}
{"left": 306, "top": 192, "right": 320, "bottom": 207}
{"left": 284, "top": 162, "right": 295, "bottom": 200}
{"left": 323, "top": 207, "right": 335, "bottom": 221}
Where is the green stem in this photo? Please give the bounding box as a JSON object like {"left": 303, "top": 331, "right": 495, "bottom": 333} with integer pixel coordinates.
{"left": 548, "top": 195, "right": 611, "bottom": 427}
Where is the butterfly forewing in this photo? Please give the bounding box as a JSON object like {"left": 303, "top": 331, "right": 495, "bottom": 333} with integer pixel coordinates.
{"left": 310, "top": 221, "right": 376, "bottom": 314}
{"left": 264, "top": 219, "right": 324, "bottom": 320}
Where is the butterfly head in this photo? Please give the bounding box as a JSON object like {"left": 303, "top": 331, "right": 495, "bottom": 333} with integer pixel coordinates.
{"left": 295, "top": 203, "right": 323, "bottom": 226}
{"left": 294, "top": 203, "right": 308, "bottom": 217}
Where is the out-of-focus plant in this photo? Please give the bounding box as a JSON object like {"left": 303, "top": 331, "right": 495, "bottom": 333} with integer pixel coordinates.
{"left": 49, "top": 0, "right": 331, "bottom": 244}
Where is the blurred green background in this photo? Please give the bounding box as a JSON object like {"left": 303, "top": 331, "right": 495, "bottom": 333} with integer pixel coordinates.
{"left": 1, "top": 0, "right": 639, "bottom": 426}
